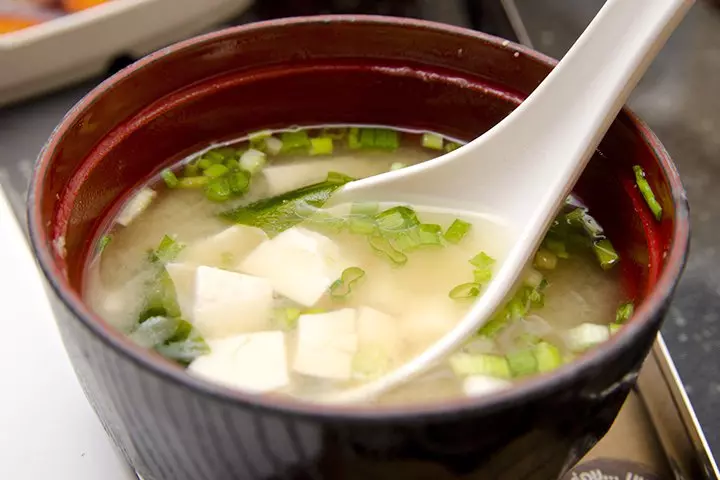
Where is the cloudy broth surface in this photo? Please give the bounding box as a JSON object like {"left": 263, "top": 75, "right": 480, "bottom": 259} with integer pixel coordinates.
{"left": 86, "top": 126, "right": 625, "bottom": 405}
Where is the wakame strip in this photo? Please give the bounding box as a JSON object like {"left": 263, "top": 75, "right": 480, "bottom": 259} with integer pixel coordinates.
{"left": 220, "top": 173, "right": 354, "bottom": 236}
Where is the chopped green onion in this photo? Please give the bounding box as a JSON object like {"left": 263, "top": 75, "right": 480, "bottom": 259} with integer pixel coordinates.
{"left": 508, "top": 296, "right": 528, "bottom": 318}
{"left": 161, "top": 169, "right": 179, "bottom": 188}
{"left": 421, "top": 132, "right": 444, "bottom": 150}
{"left": 474, "top": 269, "right": 493, "bottom": 284}
{"left": 310, "top": 137, "right": 334, "bottom": 156}
{"left": 264, "top": 136, "right": 283, "bottom": 155}
{"left": 280, "top": 130, "right": 311, "bottom": 152}
{"left": 228, "top": 171, "right": 251, "bottom": 194}
{"left": 390, "top": 162, "right": 407, "bottom": 171}
{"left": 444, "top": 141, "right": 462, "bottom": 152}
{"left": 543, "top": 238, "right": 569, "bottom": 259}
{"left": 418, "top": 223, "right": 443, "bottom": 246}
{"left": 349, "top": 216, "right": 377, "bottom": 235}
{"left": 150, "top": 235, "right": 185, "bottom": 264}
{"left": 348, "top": 127, "right": 361, "bottom": 149}
{"left": 221, "top": 175, "right": 353, "bottom": 236}
{"left": 444, "top": 219, "right": 471, "bottom": 244}
{"left": 470, "top": 252, "right": 495, "bottom": 269}
{"left": 353, "top": 347, "right": 391, "bottom": 379}
{"left": 205, "top": 177, "right": 232, "bottom": 202}
{"left": 449, "top": 353, "right": 511, "bottom": 379}
{"left": 566, "top": 208, "right": 604, "bottom": 238}
{"left": 359, "top": 128, "right": 375, "bottom": 148}
{"left": 593, "top": 238, "right": 619, "bottom": 270}
{"left": 329, "top": 267, "right": 366, "bottom": 299}
{"left": 390, "top": 228, "right": 421, "bottom": 251}
{"left": 197, "top": 150, "right": 225, "bottom": 169}
{"left": 98, "top": 234, "right": 112, "bottom": 253}
{"left": 478, "top": 310, "right": 510, "bottom": 337}
{"left": 248, "top": 129, "right": 272, "bottom": 142}
{"left": 374, "top": 129, "right": 399, "bottom": 150}
{"left": 177, "top": 176, "right": 209, "bottom": 189}
{"left": 534, "top": 248, "right": 558, "bottom": 270}
{"left": 506, "top": 350, "right": 538, "bottom": 377}
{"left": 609, "top": 323, "right": 623, "bottom": 335}
{"left": 522, "top": 268, "right": 544, "bottom": 289}
{"left": 375, "top": 206, "right": 420, "bottom": 234}
{"left": 183, "top": 162, "right": 200, "bottom": 177}
{"left": 633, "top": 165, "right": 663, "bottom": 221}
{"left": 564, "top": 323, "right": 611, "bottom": 353}
{"left": 274, "top": 307, "right": 301, "bottom": 330}
{"left": 615, "top": 301, "right": 634, "bottom": 324}
{"left": 321, "top": 127, "right": 348, "bottom": 140}
{"left": 471, "top": 251, "right": 496, "bottom": 283}
{"left": 213, "top": 147, "right": 236, "bottom": 159}
{"left": 239, "top": 149, "right": 267, "bottom": 175}
{"left": 368, "top": 235, "right": 407, "bottom": 266}
{"left": 224, "top": 158, "right": 240, "bottom": 171}
{"left": 203, "top": 163, "right": 229, "bottom": 178}
{"left": 449, "top": 282, "right": 481, "bottom": 300}
{"left": 534, "top": 342, "right": 562, "bottom": 373}
{"left": 351, "top": 203, "right": 379, "bottom": 216}
{"left": 326, "top": 171, "right": 354, "bottom": 185}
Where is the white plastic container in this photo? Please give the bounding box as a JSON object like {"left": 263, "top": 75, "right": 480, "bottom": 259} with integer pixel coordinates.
{"left": 0, "top": 0, "right": 253, "bottom": 106}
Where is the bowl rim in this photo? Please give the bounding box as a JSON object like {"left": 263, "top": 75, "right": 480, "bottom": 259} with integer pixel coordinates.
{"left": 27, "top": 14, "right": 690, "bottom": 423}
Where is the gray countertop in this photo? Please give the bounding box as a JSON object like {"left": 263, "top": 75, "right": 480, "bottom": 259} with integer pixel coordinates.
{"left": 0, "top": 0, "right": 717, "bottom": 466}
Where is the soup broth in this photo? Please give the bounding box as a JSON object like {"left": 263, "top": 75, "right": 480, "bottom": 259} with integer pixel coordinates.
{"left": 86, "top": 126, "right": 628, "bottom": 405}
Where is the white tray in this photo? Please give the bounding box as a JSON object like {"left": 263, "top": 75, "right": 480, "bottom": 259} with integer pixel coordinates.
{"left": 0, "top": 0, "right": 253, "bottom": 106}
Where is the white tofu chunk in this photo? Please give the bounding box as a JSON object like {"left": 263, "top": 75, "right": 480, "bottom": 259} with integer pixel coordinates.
{"left": 293, "top": 309, "right": 358, "bottom": 380}
{"left": 165, "top": 263, "right": 196, "bottom": 320}
{"left": 116, "top": 188, "right": 156, "bottom": 226}
{"left": 189, "top": 331, "right": 289, "bottom": 392}
{"left": 262, "top": 157, "right": 397, "bottom": 196}
{"left": 463, "top": 375, "right": 512, "bottom": 397}
{"left": 176, "top": 225, "right": 268, "bottom": 269}
{"left": 356, "top": 306, "right": 400, "bottom": 357}
{"left": 240, "top": 227, "right": 351, "bottom": 307}
{"left": 193, "top": 266, "right": 273, "bottom": 339}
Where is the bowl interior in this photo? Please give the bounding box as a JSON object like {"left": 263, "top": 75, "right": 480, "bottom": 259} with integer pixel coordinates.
{"left": 29, "top": 16, "right": 686, "bottom": 412}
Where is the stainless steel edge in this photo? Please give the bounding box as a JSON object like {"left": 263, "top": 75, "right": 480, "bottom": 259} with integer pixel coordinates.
{"left": 636, "top": 335, "right": 720, "bottom": 479}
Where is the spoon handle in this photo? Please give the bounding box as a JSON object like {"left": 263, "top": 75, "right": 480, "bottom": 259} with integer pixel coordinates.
{"left": 321, "top": 0, "right": 693, "bottom": 404}
{"left": 474, "top": 0, "right": 693, "bottom": 231}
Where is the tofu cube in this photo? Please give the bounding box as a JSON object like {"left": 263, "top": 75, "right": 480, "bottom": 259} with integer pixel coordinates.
{"left": 177, "top": 225, "right": 268, "bottom": 269}
{"left": 192, "top": 266, "right": 273, "bottom": 339}
{"left": 240, "top": 227, "right": 351, "bottom": 307}
{"left": 189, "top": 331, "right": 289, "bottom": 392}
{"left": 463, "top": 375, "right": 512, "bottom": 397}
{"left": 293, "top": 309, "right": 358, "bottom": 380}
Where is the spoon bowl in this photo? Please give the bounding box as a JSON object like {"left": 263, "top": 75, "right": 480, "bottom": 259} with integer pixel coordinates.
{"left": 324, "top": 0, "right": 693, "bottom": 403}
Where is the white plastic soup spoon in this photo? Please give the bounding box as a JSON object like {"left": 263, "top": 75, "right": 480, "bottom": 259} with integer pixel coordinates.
{"left": 322, "top": 0, "right": 693, "bottom": 403}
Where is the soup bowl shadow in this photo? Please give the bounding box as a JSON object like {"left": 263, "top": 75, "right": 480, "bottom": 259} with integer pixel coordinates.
{"left": 27, "top": 15, "right": 689, "bottom": 480}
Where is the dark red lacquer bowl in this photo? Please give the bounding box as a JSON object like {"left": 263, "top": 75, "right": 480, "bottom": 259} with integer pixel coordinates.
{"left": 27, "top": 16, "right": 689, "bottom": 480}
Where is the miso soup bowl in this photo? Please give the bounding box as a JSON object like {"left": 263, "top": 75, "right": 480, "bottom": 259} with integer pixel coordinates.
{"left": 28, "top": 16, "right": 689, "bottom": 480}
